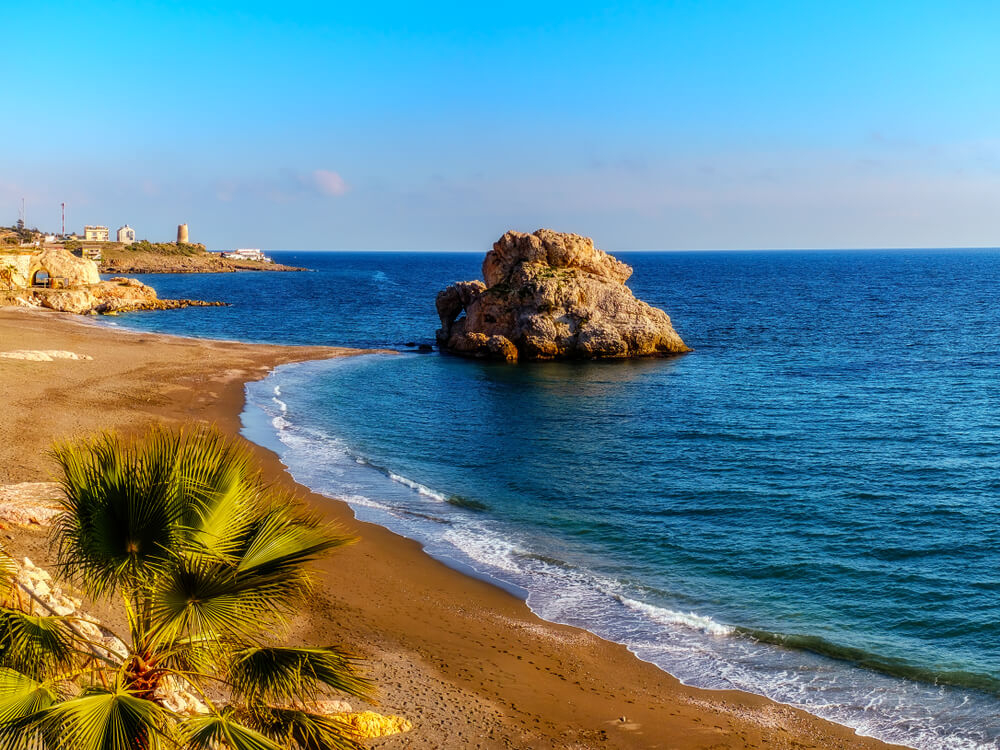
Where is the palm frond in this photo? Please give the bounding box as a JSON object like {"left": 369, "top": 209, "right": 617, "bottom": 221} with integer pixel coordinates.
{"left": 174, "top": 431, "right": 259, "bottom": 559}
{"left": 234, "top": 706, "right": 364, "bottom": 750}
{"left": 150, "top": 553, "right": 299, "bottom": 646}
{"left": 179, "top": 711, "right": 283, "bottom": 750}
{"left": 228, "top": 647, "right": 372, "bottom": 705}
{"left": 0, "top": 544, "right": 17, "bottom": 595}
{"left": 0, "top": 609, "right": 78, "bottom": 679}
{"left": 236, "top": 502, "right": 354, "bottom": 577}
{"left": 37, "top": 686, "right": 169, "bottom": 750}
{"left": 0, "top": 667, "right": 56, "bottom": 750}
{"left": 50, "top": 430, "right": 185, "bottom": 597}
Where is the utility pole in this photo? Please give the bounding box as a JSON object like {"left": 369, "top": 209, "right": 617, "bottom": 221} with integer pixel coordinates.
{"left": 16, "top": 198, "right": 25, "bottom": 230}
{"left": 61, "top": 202, "right": 66, "bottom": 235}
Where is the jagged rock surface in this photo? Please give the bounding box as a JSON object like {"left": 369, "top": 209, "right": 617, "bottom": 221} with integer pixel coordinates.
{"left": 24, "top": 278, "right": 226, "bottom": 315}
{"left": 0, "top": 247, "right": 100, "bottom": 288}
{"left": 34, "top": 247, "right": 102, "bottom": 286}
{"left": 436, "top": 229, "right": 690, "bottom": 361}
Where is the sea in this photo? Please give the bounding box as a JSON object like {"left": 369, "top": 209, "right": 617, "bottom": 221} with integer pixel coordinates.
{"left": 102, "top": 249, "right": 1000, "bottom": 750}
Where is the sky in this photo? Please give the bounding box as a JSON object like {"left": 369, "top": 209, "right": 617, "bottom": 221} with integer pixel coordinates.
{"left": 1, "top": 1, "right": 999, "bottom": 251}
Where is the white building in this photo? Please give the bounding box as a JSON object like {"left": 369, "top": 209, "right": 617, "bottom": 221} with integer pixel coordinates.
{"left": 117, "top": 225, "right": 136, "bottom": 244}
{"left": 220, "top": 248, "right": 272, "bottom": 263}
{"left": 84, "top": 225, "right": 109, "bottom": 242}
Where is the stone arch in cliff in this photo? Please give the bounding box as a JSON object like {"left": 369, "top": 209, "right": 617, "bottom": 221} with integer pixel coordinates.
{"left": 28, "top": 249, "right": 101, "bottom": 287}
{"left": 28, "top": 258, "right": 55, "bottom": 287}
{"left": 31, "top": 269, "right": 52, "bottom": 286}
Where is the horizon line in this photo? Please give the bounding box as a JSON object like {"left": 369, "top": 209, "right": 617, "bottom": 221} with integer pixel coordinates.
{"left": 258, "top": 245, "right": 1000, "bottom": 254}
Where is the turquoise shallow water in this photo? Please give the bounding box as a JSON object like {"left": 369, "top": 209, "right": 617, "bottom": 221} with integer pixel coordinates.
{"left": 108, "top": 250, "right": 1000, "bottom": 749}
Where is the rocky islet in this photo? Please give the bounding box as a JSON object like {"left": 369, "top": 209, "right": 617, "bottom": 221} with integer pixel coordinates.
{"left": 436, "top": 229, "right": 690, "bottom": 361}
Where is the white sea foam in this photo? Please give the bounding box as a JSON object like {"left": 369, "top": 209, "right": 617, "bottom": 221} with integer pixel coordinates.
{"left": 338, "top": 493, "right": 395, "bottom": 513}
{"left": 618, "top": 595, "right": 735, "bottom": 636}
{"left": 387, "top": 471, "right": 449, "bottom": 502}
{"left": 441, "top": 525, "right": 526, "bottom": 575}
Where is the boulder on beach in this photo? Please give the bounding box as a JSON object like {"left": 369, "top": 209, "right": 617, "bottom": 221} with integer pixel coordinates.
{"left": 435, "top": 229, "right": 690, "bottom": 361}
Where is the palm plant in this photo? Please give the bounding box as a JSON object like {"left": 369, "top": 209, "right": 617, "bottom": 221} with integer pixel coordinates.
{"left": 0, "top": 426, "right": 373, "bottom": 750}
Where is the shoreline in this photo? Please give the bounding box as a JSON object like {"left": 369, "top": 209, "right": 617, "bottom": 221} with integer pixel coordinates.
{"left": 0, "top": 307, "right": 908, "bottom": 749}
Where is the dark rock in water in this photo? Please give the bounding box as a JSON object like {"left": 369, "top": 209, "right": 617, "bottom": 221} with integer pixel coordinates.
{"left": 417, "top": 344, "right": 434, "bottom": 352}
{"left": 435, "top": 229, "right": 690, "bottom": 361}
{"left": 404, "top": 341, "right": 417, "bottom": 347}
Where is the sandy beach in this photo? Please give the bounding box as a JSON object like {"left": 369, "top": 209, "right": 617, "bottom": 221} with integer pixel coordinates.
{"left": 0, "top": 306, "right": 906, "bottom": 750}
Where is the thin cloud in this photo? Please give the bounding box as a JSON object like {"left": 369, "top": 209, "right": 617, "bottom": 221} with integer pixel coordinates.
{"left": 313, "top": 169, "right": 349, "bottom": 196}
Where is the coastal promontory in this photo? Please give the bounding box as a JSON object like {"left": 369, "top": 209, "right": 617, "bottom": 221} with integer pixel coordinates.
{"left": 96, "top": 241, "right": 306, "bottom": 274}
{"left": 0, "top": 247, "right": 225, "bottom": 314}
{"left": 435, "top": 229, "right": 690, "bottom": 361}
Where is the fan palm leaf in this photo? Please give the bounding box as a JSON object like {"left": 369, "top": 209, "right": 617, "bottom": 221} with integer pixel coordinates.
{"left": 51, "top": 432, "right": 185, "bottom": 597}
{"left": 228, "top": 647, "right": 372, "bottom": 705}
{"left": 179, "top": 711, "right": 283, "bottom": 750}
{"left": 0, "top": 610, "right": 77, "bottom": 679}
{"left": 236, "top": 705, "right": 364, "bottom": 750}
{"left": 0, "top": 668, "right": 56, "bottom": 750}
{"left": 37, "top": 687, "right": 169, "bottom": 750}
{"left": 236, "top": 503, "right": 354, "bottom": 575}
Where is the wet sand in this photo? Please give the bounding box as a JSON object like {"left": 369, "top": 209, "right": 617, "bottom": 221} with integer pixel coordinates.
{"left": 0, "top": 307, "right": 907, "bottom": 749}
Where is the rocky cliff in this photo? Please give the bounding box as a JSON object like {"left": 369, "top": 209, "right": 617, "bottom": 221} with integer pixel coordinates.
{"left": 436, "top": 229, "right": 689, "bottom": 361}
{"left": 0, "top": 247, "right": 101, "bottom": 288}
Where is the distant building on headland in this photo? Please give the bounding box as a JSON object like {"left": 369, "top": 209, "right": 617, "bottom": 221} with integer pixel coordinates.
{"left": 220, "top": 248, "right": 272, "bottom": 263}
{"left": 84, "top": 225, "right": 109, "bottom": 242}
{"left": 177, "top": 223, "right": 189, "bottom": 243}
{"left": 117, "top": 225, "right": 136, "bottom": 244}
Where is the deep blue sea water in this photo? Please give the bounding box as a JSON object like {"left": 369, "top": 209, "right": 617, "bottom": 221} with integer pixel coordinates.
{"left": 106, "top": 250, "right": 1000, "bottom": 750}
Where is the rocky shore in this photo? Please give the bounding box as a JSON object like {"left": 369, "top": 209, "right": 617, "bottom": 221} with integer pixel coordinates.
{"left": 1, "top": 248, "right": 226, "bottom": 314}
{"left": 436, "top": 229, "right": 690, "bottom": 361}
{"left": 13, "top": 277, "right": 228, "bottom": 315}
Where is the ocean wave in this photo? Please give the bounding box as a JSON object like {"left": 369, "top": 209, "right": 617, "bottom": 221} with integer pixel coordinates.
{"left": 736, "top": 627, "right": 1000, "bottom": 696}
{"left": 617, "top": 595, "right": 735, "bottom": 636}
{"left": 440, "top": 526, "right": 527, "bottom": 576}
{"left": 386, "top": 471, "right": 449, "bottom": 502}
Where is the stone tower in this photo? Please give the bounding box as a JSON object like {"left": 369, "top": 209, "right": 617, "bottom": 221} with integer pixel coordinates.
{"left": 177, "top": 223, "right": 189, "bottom": 243}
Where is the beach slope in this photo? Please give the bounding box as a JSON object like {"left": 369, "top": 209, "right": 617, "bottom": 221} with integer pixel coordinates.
{"left": 0, "top": 308, "right": 905, "bottom": 749}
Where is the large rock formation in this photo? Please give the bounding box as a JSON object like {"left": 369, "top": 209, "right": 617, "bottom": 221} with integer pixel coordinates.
{"left": 33, "top": 247, "right": 102, "bottom": 286}
{"left": 436, "top": 230, "right": 690, "bottom": 361}
{"left": 0, "top": 247, "right": 100, "bottom": 288}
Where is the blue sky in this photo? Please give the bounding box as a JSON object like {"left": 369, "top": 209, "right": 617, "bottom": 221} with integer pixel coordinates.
{"left": 2, "top": 1, "right": 998, "bottom": 250}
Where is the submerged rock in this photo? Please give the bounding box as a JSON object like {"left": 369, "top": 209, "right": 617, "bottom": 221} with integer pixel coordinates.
{"left": 435, "top": 229, "right": 690, "bottom": 361}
